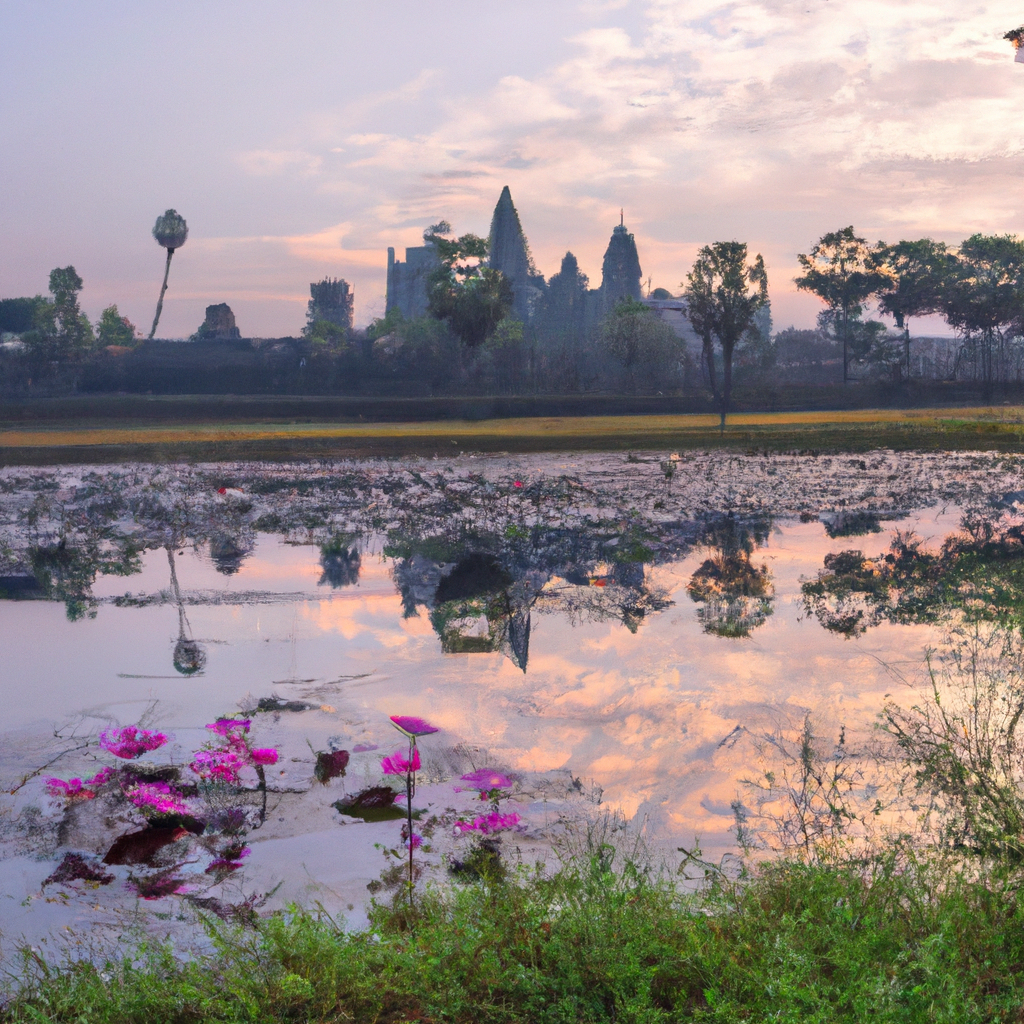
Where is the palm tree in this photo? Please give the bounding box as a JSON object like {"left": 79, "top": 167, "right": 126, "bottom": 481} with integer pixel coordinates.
{"left": 148, "top": 210, "right": 188, "bottom": 340}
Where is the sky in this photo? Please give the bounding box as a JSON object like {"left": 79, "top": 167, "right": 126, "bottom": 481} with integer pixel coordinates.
{"left": 1, "top": 0, "right": 1022, "bottom": 339}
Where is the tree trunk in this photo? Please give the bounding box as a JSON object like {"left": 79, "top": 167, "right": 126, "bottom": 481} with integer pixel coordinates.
{"left": 720, "top": 339, "right": 734, "bottom": 433}
{"left": 702, "top": 333, "right": 720, "bottom": 405}
{"left": 148, "top": 248, "right": 175, "bottom": 340}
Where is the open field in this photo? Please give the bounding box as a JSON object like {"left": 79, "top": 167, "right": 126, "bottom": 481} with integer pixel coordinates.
{"left": 2, "top": 406, "right": 1024, "bottom": 464}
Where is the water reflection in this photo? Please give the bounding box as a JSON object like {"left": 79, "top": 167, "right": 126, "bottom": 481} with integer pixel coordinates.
{"left": 687, "top": 515, "right": 775, "bottom": 638}
{"left": 318, "top": 537, "right": 361, "bottom": 588}
{"left": 167, "top": 546, "right": 206, "bottom": 675}
{"left": 802, "top": 515, "right": 1024, "bottom": 637}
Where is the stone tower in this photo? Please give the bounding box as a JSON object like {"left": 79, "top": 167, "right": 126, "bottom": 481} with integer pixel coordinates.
{"left": 488, "top": 185, "right": 535, "bottom": 321}
{"left": 600, "top": 212, "right": 642, "bottom": 314}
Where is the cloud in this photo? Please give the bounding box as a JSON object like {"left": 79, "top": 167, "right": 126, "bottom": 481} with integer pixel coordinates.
{"left": 237, "top": 149, "right": 323, "bottom": 177}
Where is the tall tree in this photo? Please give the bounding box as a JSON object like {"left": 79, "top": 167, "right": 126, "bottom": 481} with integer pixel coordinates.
{"left": 795, "top": 227, "right": 889, "bottom": 383}
{"left": 942, "top": 234, "right": 1024, "bottom": 388}
{"left": 148, "top": 209, "right": 188, "bottom": 340}
{"left": 601, "top": 297, "right": 677, "bottom": 393}
{"left": 683, "top": 242, "right": 768, "bottom": 428}
{"left": 25, "top": 266, "right": 94, "bottom": 364}
{"left": 425, "top": 225, "right": 512, "bottom": 347}
{"left": 682, "top": 255, "right": 720, "bottom": 404}
{"left": 870, "top": 239, "right": 952, "bottom": 380}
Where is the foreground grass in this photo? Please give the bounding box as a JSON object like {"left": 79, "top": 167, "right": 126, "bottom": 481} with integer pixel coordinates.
{"left": 5, "top": 856, "right": 1024, "bottom": 1023}
{"left": 3, "top": 407, "right": 1024, "bottom": 464}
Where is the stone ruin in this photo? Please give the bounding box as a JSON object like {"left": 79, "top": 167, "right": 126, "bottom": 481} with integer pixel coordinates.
{"left": 194, "top": 303, "right": 241, "bottom": 340}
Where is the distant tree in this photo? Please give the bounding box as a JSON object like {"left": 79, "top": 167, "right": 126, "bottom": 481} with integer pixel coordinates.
{"left": 683, "top": 242, "right": 768, "bottom": 428}
{"left": 95, "top": 305, "right": 139, "bottom": 347}
{"left": 425, "top": 226, "right": 513, "bottom": 347}
{"left": 148, "top": 209, "right": 188, "bottom": 340}
{"left": 795, "top": 227, "right": 889, "bottom": 383}
{"left": 0, "top": 296, "right": 48, "bottom": 335}
{"left": 484, "top": 316, "right": 528, "bottom": 395}
{"left": 304, "top": 277, "right": 353, "bottom": 344}
{"left": 24, "top": 266, "right": 94, "bottom": 364}
{"left": 681, "top": 256, "right": 720, "bottom": 404}
{"left": 539, "top": 251, "right": 588, "bottom": 338}
{"left": 942, "top": 234, "right": 1024, "bottom": 387}
{"left": 601, "top": 298, "right": 678, "bottom": 393}
{"left": 870, "top": 239, "right": 952, "bottom": 380}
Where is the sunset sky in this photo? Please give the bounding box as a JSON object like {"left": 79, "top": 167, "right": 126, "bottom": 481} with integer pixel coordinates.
{"left": 2, "top": 1, "right": 1021, "bottom": 338}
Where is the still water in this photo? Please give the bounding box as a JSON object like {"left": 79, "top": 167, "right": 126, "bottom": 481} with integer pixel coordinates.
{"left": 1, "top": 450, "right": 1021, "bottom": 949}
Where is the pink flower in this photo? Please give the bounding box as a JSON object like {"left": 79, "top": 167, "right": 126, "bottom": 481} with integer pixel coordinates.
{"left": 459, "top": 769, "right": 512, "bottom": 792}
{"left": 98, "top": 725, "right": 168, "bottom": 759}
{"left": 381, "top": 748, "right": 421, "bottom": 776}
{"left": 453, "top": 811, "right": 521, "bottom": 836}
{"left": 206, "top": 719, "right": 250, "bottom": 736}
{"left": 513, "top": 480, "right": 524, "bottom": 488}
{"left": 406, "top": 832, "right": 423, "bottom": 850}
{"left": 124, "top": 781, "right": 189, "bottom": 816}
{"left": 250, "top": 748, "right": 278, "bottom": 766}
{"left": 86, "top": 767, "right": 116, "bottom": 787}
{"left": 189, "top": 749, "right": 249, "bottom": 783}
{"left": 389, "top": 716, "right": 439, "bottom": 739}
{"left": 45, "top": 777, "right": 96, "bottom": 800}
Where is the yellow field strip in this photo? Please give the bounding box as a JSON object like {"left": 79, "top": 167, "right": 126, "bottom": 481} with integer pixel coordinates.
{"left": 1, "top": 407, "right": 1023, "bottom": 448}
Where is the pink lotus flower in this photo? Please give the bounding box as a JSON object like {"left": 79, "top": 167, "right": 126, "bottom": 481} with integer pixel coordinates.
{"left": 453, "top": 811, "right": 521, "bottom": 835}
{"left": 381, "top": 748, "right": 421, "bottom": 776}
{"left": 389, "top": 716, "right": 439, "bottom": 739}
{"left": 86, "top": 767, "right": 116, "bottom": 787}
{"left": 206, "top": 719, "right": 250, "bottom": 736}
{"left": 513, "top": 480, "right": 524, "bottom": 488}
{"left": 124, "top": 780, "right": 189, "bottom": 816}
{"left": 189, "top": 749, "right": 249, "bottom": 783}
{"left": 45, "top": 777, "right": 96, "bottom": 800}
{"left": 459, "top": 769, "right": 512, "bottom": 792}
{"left": 98, "top": 725, "right": 168, "bottom": 759}
{"left": 406, "top": 832, "right": 423, "bottom": 850}
{"left": 250, "top": 747, "right": 278, "bottom": 766}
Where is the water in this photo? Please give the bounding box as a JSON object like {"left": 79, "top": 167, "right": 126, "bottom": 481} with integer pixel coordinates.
{"left": 1, "top": 450, "right": 1021, "bottom": 952}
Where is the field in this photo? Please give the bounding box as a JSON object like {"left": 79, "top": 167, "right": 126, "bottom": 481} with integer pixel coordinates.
{"left": 2, "top": 404, "right": 1024, "bottom": 464}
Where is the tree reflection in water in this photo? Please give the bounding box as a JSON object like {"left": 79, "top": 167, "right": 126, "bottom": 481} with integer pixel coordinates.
{"left": 687, "top": 515, "right": 775, "bottom": 638}
{"left": 802, "top": 515, "right": 1024, "bottom": 637}
{"left": 167, "top": 546, "right": 206, "bottom": 675}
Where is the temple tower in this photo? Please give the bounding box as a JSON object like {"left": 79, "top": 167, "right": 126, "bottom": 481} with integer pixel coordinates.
{"left": 600, "top": 211, "right": 642, "bottom": 314}
{"left": 488, "top": 186, "right": 535, "bottom": 321}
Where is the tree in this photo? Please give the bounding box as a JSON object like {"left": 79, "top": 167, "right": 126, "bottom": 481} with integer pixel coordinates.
{"left": 941, "top": 234, "right": 1024, "bottom": 388}
{"left": 425, "top": 225, "right": 512, "bottom": 347}
{"left": 148, "top": 209, "right": 188, "bottom": 340}
{"left": 0, "top": 296, "right": 48, "bottom": 335}
{"left": 24, "top": 266, "right": 94, "bottom": 364}
{"left": 304, "top": 277, "right": 353, "bottom": 345}
{"left": 795, "top": 227, "right": 889, "bottom": 383}
{"left": 870, "top": 239, "right": 952, "bottom": 380}
{"left": 681, "top": 256, "right": 720, "bottom": 404}
{"left": 601, "top": 298, "right": 678, "bottom": 393}
{"left": 683, "top": 242, "right": 768, "bottom": 428}
{"left": 96, "top": 305, "right": 139, "bottom": 347}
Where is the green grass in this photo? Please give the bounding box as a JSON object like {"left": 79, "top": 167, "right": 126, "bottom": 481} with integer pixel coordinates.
{"left": 5, "top": 853, "right": 1024, "bottom": 1023}
{"left": 3, "top": 408, "right": 1024, "bottom": 465}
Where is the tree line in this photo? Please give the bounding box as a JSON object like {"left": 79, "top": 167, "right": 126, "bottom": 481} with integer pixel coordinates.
{"left": 4, "top": 220, "right": 1024, "bottom": 409}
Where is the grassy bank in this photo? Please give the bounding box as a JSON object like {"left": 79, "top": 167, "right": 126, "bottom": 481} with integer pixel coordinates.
{"left": 2, "top": 407, "right": 1024, "bottom": 465}
{"left": 4, "top": 853, "right": 1023, "bottom": 1023}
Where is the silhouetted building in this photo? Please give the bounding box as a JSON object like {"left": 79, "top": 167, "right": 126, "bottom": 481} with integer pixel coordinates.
{"left": 488, "top": 185, "right": 542, "bottom": 321}
{"left": 599, "top": 213, "right": 642, "bottom": 314}
{"left": 386, "top": 243, "right": 438, "bottom": 319}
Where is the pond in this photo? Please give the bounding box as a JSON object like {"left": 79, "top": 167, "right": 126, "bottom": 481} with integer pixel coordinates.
{"left": 2, "top": 450, "right": 1023, "bottom": 953}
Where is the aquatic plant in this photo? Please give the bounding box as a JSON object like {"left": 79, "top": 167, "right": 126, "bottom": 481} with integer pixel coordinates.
{"left": 123, "top": 780, "right": 190, "bottom": 817}
{"left": 98, "top": 725, "right": 168, "bottom": 759}
{"left": 453, "top": 811, "right": 522, "bottom": 835}
{"left": 385, "top": 714, "right": 438, "bottom": 896}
